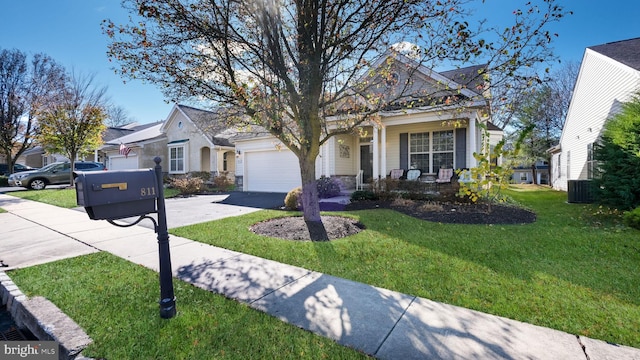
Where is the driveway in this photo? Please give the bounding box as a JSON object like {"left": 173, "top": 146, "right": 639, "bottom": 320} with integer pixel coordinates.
{"left": 96, "top": 191, "right": 287, "bottom": 230}
{"left": 0, "top": 188, "right": 286, "bottom": 229}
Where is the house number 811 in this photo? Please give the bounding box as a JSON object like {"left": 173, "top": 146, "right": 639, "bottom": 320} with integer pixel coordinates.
{"left": 141, "top": 187, "right": 156, "bottom": 197}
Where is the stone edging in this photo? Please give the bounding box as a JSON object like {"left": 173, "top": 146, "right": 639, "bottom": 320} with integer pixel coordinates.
{"left": 0, "top": 271, "right": 93, "bottom": 360}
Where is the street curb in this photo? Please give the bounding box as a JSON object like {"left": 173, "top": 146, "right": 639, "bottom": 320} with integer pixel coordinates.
{"left": 0, "top": 271, "right": 93, "bottom": 360}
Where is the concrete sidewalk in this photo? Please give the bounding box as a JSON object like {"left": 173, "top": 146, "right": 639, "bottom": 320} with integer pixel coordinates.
{"left": 1, "top": 194, "right": 639, "bottom": 359}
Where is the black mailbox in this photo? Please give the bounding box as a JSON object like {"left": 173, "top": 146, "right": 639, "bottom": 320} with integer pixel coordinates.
{"left": 74, "top": 169, "right": 158, "bottom": 220}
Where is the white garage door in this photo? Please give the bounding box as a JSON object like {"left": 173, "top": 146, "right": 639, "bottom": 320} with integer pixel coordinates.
{"left": 245, "top": 150, "right": 301, "bottom": 192}
{"left": 109, "top": 155, "right": 138, "bottom": 170}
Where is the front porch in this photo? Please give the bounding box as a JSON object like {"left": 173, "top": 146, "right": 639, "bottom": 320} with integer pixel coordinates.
{"left": 319, "top": 109, "right": 498, "bottom": 191}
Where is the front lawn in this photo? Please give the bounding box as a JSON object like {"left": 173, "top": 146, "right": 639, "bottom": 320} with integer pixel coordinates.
{"left": 9, "top": 253, "right": 366, "bottom": 359}
{"left": 6, "top": 185, "right": 640, "bottom": 348}
{"left": 170, "top": 186, "right": 640, "bottom": 348}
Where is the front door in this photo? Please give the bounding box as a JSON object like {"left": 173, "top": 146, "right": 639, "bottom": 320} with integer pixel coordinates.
{"left": 360, "top": 144, "right": 373, "bottom": 182}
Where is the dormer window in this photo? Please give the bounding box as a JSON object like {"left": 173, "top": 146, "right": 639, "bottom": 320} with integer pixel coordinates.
{"left": 385, "top": 72, "right": 399, "bottom": 87}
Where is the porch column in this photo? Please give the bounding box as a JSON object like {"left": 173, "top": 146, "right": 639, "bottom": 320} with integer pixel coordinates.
{"left": 380, "top": 126, "right": 387, "bottom": 178}
{"left": 372, "top": 125, "right": 379, "bottom": 179}
{"left": 468, "top": 116, "right": 477, "bottom": 168}
{"left": 323, "top": 138, "right": 332, "bottom": 177}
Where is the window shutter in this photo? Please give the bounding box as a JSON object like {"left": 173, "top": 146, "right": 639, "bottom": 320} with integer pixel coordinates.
{"left": 400, "top": 133, "right": 408, "bottom": 169}
{"left": 455, "top": 128, "right": 466, "bottom": 169}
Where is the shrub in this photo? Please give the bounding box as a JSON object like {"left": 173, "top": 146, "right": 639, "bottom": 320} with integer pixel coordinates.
{"left": 458, "top": 123, "right": 528, "bottom": 210}
{"left": 593, "top": 95, "right": 640, "bottom": 210}
{"left": 190, "top": 171, "right": 212, "bottom": 182}
{"left": 350, "top": 190, "right": 377, "bottom": 201}
{"left": 316, "top": 176, "right": 342, "bottom": 199}
{"left": 169, "top": 176, "right": 204, "bottom": 196}
{"left": 284, "top": 187, "right": 302, "bottom": 210}
{"left": 213, "top": 171, "right": 234, "bottom": 190}
{"left": 370, "top": 178, "right": 437, "bottom": 201}
{"left": 0, "top": 176, "right": 8, "bottom": 187}
{"left": 623, "top": 206, "right": 640, "bottom": 230}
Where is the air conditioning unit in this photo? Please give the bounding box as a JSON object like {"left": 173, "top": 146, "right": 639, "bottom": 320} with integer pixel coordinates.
{"left": 568, "top": 180, "right": 594, "bottom": 203}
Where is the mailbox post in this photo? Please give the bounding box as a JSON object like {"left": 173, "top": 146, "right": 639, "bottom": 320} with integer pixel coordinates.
{"left": 154, "top": 157, "right": 176, "bottom": 319}
{"left": 74, "top": 157, "right": 176, "bottom": 319}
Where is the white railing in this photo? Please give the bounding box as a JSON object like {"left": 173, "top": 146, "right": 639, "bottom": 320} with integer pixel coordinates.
{"left": 355, "top": 170, "right": 364, "bottom": 190}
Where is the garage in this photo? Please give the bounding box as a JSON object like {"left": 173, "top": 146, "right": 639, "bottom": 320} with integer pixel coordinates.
{"left": 245, "top": 150, "right": 301, "bottom": 192}
{"left": 109, "top": 155, "right": 138, "bottom": 170}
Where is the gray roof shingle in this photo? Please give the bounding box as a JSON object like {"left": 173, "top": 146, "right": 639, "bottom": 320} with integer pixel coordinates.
{"left": 440, "top": 64, "right": 488, "bottom": 95}
{"left": 177, "top": 104, "right": 237, "bottom": 147}
{"left": 589, "top": 37, "right": 640, "bottom": 71}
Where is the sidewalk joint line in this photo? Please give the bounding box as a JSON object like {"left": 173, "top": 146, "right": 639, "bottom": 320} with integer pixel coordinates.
{"left": 249, "top": 271, "right": 315, "bottom": 304}
{"left": 12, "top": 213, "right": 102, "bottom": 252}
{"left": 576, "top": 335, "right": 590, "bottom": 360}
{"left": 373, "top": 295, "right": 417, "bottom": 356}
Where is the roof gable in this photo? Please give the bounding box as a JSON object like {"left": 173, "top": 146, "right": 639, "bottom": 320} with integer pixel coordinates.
{"left": 588, "top": 37, "right": 640, "bottom": 71}
{"left": 367, "top": 49, "right": 487, "bottom": 100}
{"left": 103, "top": 123, "right": 164, "bottom": 146}
{"left": 160, "top": 104, "right": 236, "bottom": 147}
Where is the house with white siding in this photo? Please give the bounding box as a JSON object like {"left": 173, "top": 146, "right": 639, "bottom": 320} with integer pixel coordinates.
{"left": 551, "top": 38, "right": 640, "bottom": 191}
{"left": 101, "top": 122, "right": 167, "bottom": 170}
{"left": 233, "top": 51, "right": 500, "bottom": 193}
{"left": 159, "top": 105, "right": 236, "bottom": 178}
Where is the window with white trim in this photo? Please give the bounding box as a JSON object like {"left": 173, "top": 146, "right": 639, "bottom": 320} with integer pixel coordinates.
{"left": 409, "top": 132, "right": 429, "bottom": 171}
{"left": 169, "top": 146, "right": 185, "bottom": 173}
{"left": 432, "top": 130, "right": 454, "bottom": 173}
{"left": 409, "top": 130, "right": 454, "bottom": 173}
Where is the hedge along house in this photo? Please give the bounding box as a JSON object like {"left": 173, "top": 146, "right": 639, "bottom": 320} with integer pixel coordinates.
{"left": 232, "top": 50, "right": 499, "bottom": 193}
{"left": 550, "top": 37, "right": 640, "bottom": 191}
{"left": 159, "top": 104, "right": 236, "bottom": 180}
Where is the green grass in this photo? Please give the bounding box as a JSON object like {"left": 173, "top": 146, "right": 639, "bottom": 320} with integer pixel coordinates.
{"left": 169, "top": 186, "right": 640, "bottom": 348}
{"left": 8, "top": 187, "right": 182, "bottom": 208}
{"left": 9, "top": 188, "right": 81, "bottom": 208}
{"left": 7, "top": 185, "right": 640, "bottom": 349}
{"left": 9, "top": 252, "right": 367, "bottom": 359}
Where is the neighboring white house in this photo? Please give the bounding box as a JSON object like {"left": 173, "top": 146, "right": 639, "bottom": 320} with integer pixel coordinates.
{"left": 16, "top": 146, "right": 64, "bottom": 168}
{"left": 233, "top": 51, "right": 500, "bottom": 193}
{"left": 512, "top": 161, "right": 550, "bottom": 185}
{"left": 159, "top": 104, "right": 236, "bottom": 178}
{"left": 101, "top": 122, "right": 167, "bottom": 170}
{"left": 101, "top": 105, "right": 237, "bottom": 177}
{"left": 551, "top": 37, "right": 640, "bottom": 191}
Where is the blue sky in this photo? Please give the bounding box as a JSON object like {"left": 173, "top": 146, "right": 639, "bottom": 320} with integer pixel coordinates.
{"left": 1, "top": 1, "right": 638, "bottom": 124}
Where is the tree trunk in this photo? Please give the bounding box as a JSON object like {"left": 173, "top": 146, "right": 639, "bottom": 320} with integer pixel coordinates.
{"left": 69, "top": 156, "right": 76, "bottom": 187}
{"left": 299, "top": 153, "right": 328, "bottom": 241}
{"left": 531, "top": 164, "right": 538, "bottom": 185}
{"left": 8, "top": 157, "right": 15, "bottom": 176}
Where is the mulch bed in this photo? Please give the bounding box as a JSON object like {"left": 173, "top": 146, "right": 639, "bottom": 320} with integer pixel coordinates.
{"left": 344, "top": 200, "right": 537, "bottom": 225}
{"left": 250, "top": 199, "right": 537, "bottom": 241}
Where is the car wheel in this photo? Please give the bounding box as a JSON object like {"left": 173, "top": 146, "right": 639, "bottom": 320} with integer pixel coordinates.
{"left": 29, "top": 179, "right": 47, "bottom": 190}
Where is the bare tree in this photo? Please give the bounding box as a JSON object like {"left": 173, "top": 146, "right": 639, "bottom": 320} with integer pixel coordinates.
{"left": 37, "top": 72, "right": 108, "bottom": 185}
{"left": 0, "top": 48, "right": 66, "bottom": 174}
{"left": 510, "top": 61, "right": 579, "bottom": 183}
{"left": 105, "top": 104, "right": 133, "bottom": 128}
{"left": 105, "top": 0, "right": 570, "bottom": 240}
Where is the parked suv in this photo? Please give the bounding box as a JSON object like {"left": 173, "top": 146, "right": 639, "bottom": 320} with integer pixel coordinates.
{"left": 0, "top": 163, "right": 34, "bottom": 176}
{"left": 8, "top": 161, "right": 106, "bottom": 190}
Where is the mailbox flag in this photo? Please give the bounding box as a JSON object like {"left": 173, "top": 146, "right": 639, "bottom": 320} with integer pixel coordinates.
{"left": 119, "top": 143, "right": 132, "bottom": 158}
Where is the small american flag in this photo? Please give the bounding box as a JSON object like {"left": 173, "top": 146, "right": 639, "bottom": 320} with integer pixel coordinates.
{"left": 119, "top": 143, "right": 131, "bottom": 158}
